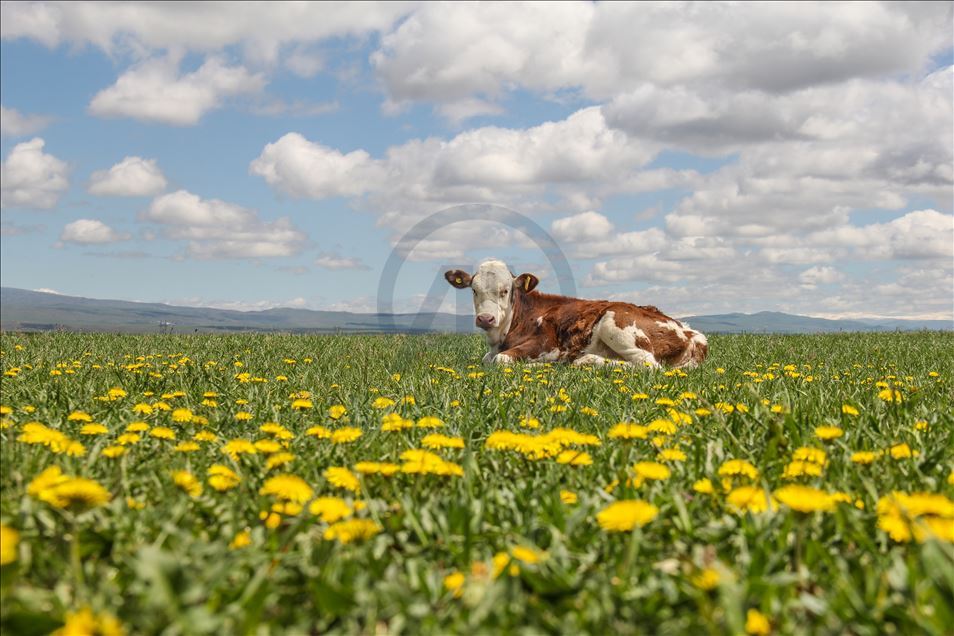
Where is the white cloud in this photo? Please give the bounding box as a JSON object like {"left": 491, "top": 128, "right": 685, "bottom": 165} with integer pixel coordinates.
{"left": 314, "top": 253, "right": 369, "bottom": 271}
{"left": 0, "top": 137, "right": 69, "bottom": 209}
{"left": 250, "top": 133, "right": 384, "bottom": 198}
{"left": 251, "top": 107, "right": 658, "bottom": 225}
{"left": 88, "top": 55, "right": 266, "bottom": 125}
{"left": 164, "top": 296, "right": 312, "bottom": 312}
{"left": 88, "top": 156, "right": 167, "bottom": 196}
{"left": 798, "top": 265, "right": 844, "bottom": 289}
{"left": 372, "top": 2, "right": 951, "bottom": 107}
{"left": 60, "top": 218, "right": 130, "bottom": 244}
{"left": 143, "top": 190, "right": 307, "bottom": 259}
{"left": 551, "top": 211, "right": 614, "bottom": 242}
{"left": 1, "top": 105, "right": 52, "bottom": 137}
{"left": 1, "top": 2, "right": 414, "bottom": 61}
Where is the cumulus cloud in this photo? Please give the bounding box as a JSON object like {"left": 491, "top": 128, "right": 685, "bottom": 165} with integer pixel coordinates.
{"left": 314, "top": 253, "right": 370, "bottom": 271}
{"left": 1, "top": 2, "right": 414, "bottom": 62}
{"left": 88, "top": 156, "right": 167, "bottom": 196}
{"left": 0, "top": 137, "right": 69, "bottom": 208}
{"left": 798, "top": 265, "right": 844, "bottom": 289}
{"left": 1, "top": 105, "right": 52, "bottom": 137}
{"left": 372, "top": 2, "right": 951, "bottom": 107}
{"left": 59, "top": 218, "right": 130, "bottom": 244}
{"left": 142, "top": 190, "right": 307, "bottom": 259}
{"left": 89, "top": 55, "right": 266, "bottom": 125}
{"left": 251, "top": 107, "right": 659, "bottom": 225}
{"left": 551, "top": 211, "right": 614, "bottom": 242}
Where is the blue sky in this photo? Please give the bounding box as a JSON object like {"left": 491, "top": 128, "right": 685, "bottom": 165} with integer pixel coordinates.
{"left": 1, "top": 2, "right": 952, "bottom": 320}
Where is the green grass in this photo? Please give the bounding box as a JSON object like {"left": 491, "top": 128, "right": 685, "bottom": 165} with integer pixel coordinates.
{"left": 1, "top": 331, "right": 953, "bottom": 635}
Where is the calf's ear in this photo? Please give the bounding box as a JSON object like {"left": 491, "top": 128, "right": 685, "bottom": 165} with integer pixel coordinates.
{"left": 444, "top": 269, "right": 473, "bottom": 289}
{"left": 513, "top": 273, "right": 539, "bottom": 293}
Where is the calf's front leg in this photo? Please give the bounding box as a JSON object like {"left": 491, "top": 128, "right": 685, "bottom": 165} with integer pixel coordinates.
{"left": 491, "top": 345, "right": 536, "bottom": 365}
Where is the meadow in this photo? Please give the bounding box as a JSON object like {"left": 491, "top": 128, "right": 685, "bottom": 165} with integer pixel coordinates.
{"left": 0, "top": 330, "right": 952, "bottom": 635}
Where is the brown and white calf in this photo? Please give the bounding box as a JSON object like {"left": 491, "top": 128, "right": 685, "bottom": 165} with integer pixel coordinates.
{"left": 445, "top": 259, "right": 708, "bottom": 369}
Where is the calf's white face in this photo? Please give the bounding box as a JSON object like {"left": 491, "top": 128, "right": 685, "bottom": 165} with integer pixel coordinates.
{"left": 444, "top": 259, "right": 538, "bottom": 346}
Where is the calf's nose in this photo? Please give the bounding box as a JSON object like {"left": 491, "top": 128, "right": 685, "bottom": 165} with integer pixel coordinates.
{"left": 476, "top": 313, "right": 496, "bottom": 329}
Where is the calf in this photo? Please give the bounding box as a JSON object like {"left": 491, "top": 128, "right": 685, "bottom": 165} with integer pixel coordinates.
{"left": 445, "top": 259, "right": 707, "bottom": 368}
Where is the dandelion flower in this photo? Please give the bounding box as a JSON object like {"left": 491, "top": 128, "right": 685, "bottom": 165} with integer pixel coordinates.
{"left": 67, "top": 411, "right": 93, "bottom": 422}
{"left": 54, "top": 607, "right": 125, "bottom": 636}
{"left": 422, "top": 434, "right": 464, "bottom": 449}
{"left": 693, "top": 479, "right": 715, "bottom": 495}
{"left": 40, "top": 477, "right": 111, "bottom": 510}
{"left": 325, "top": 467, "right": 361, "bottom": 493}
{"left": 814, "top": 426, "right": 843, "bottom": 441}
{"left": 658, "top": 448, "right": 687, "bottom": 462}
{"left": 309, "top": 497, "right": 353, "bottom": 523}
{"left": 323, "top": 519, "right": 381, "bottom": 544}
{"left": 774, "top": 485, "right": 834, "bottom": 513}
{"left": 726, "top": 486, "right": 775, "bottom": 514}
{"left": 207, "top": 465, "right": 240, "bottom": 492}
{"left": 556, "top": 450, "right": 592, "bottom": 466}
{"left": 560, "top": 490, "right": 578, "bottom": 504}
{"left": 850, "top": 451, "right": 880, "bottom": 464}
{"left": 633, "top": 461, "right": 671, "bottom": 481}
{"left": 596, "top": 500, "right": 658, "bottom": 532}
{"left": 718, "top": 459, "right": 759, "bottom": 481}
{"left": 745, "top": 609, "right": 771, "bottom": 636}
{"left": 260, "top": 474, "right": 314, "bottom": 503}
{"left": 416, "top": 416, "right": 444, "bottom": 428}
{"left": 444, "top": 571, "right": 465, "bottom": 598}
{"left": 878, "top": 389, "right": 903, "bottom": 403}
{"left": 173, "top": 471, "right": 202, "bottom": 498}
{"left": 80, "top": 424, "right": 108, "bottom": 436}
{"left": 841, "top": 404, "right": 859, "bottom": 416}
{"left": 609, "top": 423, "right": 649, "bottom": 440}
{"left": 331, "top": 427, "right": 362, "bottom": 444}
{"left": 171, "top": 408, "right": 193, "bottom": 423}
{"left": 371, "top": 397, "right": 395, "bottom": 409}
{"left": 328, "top": 405, "right": 347, "bottom": 420}
{"left": 149, "top": 426, "right": 176, "bottom": 440}
{"left": 229, "top": 530, "right": 252, "bottom": 550}
{"left": 354, "top": 461, "right": 401, "bottom": 476}
{"left": 1, "top": 524, "right": 19, "bottom": 565}
{"left": 691, "top": 568, "right": 720, "bottom": 591}
{"left": 889, "top": 443, "right": 917, "bottom": 459}
{"left": 510, "top": 545, "right": 545, "bottom": 564}
{"left": 266, "top": 452, "right": 295, "bottom": 470}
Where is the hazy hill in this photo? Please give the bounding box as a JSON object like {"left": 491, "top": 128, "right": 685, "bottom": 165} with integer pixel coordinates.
{"left": 1, "top": 287, "right": 949, "bottom": 334}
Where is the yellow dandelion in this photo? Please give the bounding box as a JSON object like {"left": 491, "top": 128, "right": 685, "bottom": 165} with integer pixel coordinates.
{"left": 54, "top": 607, "right": 125, "bottom": 636}
{"left": 259, "top": 474, "right": 314, "bottom": 503}
{"left": 878, "top": 388, "right": 903, "bottom": 403}
{"left": 609, "top": 423, "right": 649, "bottom": 440}
{"left": 596, "top": 500, "right": 659, "bottom": 532}
{"left": 101, "top": 446, "right": 126, "bottom": 458}
{"left": 173, "top": 441, "right": 200, "bottom": 453}
{"left": 1, "top": 524, "right": 19, "bottom": 565}
{"left": 222, "top": 439, "right": 257, "bottom": 460}
{"left": 305, "top": 425, "right": 332, "bottom": 438}
{"left": 39, "top": 477, "right": 111, "bottom": 510}
{"left": 691, "top": 568, "right": 720, "bottom": 591}
{"left": 726, "top": 486, "right": 775, "bottom": 514}
{"left": 718, "top": 459, "right": 759, "bottom": 480}
{"left": 291, "top": 398, "right": 313, "bottom": 410}
{"left": 80, "top": 423, "right": 108, "bottom": 436}
{"left": 331, "top": 427, "right": 363, "bottom": 444}
{"left": 371, "top": 397, "right": 395, "bottom": 409}
{"left": 323, "top": 519, "right": 381, "bottom": 544}
{"left": 745, "top": 609, "right": 771, "bottom": 636}
{"left": 841, "top": 404, "right": 859, "bottom": 416}
{"left": 444, "top": 571, "right": 465, "bottom": 598}
{"left": 416, "top": 416, "right": 444, "bottom": 428}
{"left": 814, "top": 426, "right": 843, "bottom": 441}
{"left": 560, "top": 490, "right": 578, "bottom": 504}
{"left": 693, "top": 479, "right": 715, "bottom": 494}
{"left": 266, "top": 452, "right": 296, "bottom": 470}
{"left": 229, "top": 530, "right": 252, "bottom": 550}
{"left": 149, "top": 426, "right": 176, "bottom": 440}
{"left": 308, "top": 497, "right": 353, "bottom": 523}
{"left": 171, "top": 408, "right": 193, "bottom": 423}
{"left": 658, "top": 448, "right": 687, "bottom": 462}
{"left": 633, "top": 461, "right": 671, "bottom": 481}
{"left": 774, "top": 485, "right": 834, "bottom": 513}
{"left": 422, "top": 434, "right": 464, "bottom": 450}
{"left": 325, "top": 467, "right": 361, "bottom": 493}
{"left": 889, "top": 443, "right": 916, "bottom": 459}
{"left": 67, "top": 411, "right": 93, "bottom": 422}
{"left": 132, "top": 403, "right": 153, "bottom": 415}
{"left": 353, "top": 461, "right": 401, "bottom": 476}
{"left": 556, "top": 450, "right": 592, "bottom": 466}
{"left": 172, "top": 471, "right": 202, "bottom": 498}
{"left": 328, "top": 405, "right": 347, "bottom": 420}
{"left": 207, "top": 465, "right": 241, "bottom": 492}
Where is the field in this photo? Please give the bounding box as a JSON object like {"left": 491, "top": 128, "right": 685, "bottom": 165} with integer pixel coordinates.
{"left": 1, "top": 331, "right": 952, "bottom": 635}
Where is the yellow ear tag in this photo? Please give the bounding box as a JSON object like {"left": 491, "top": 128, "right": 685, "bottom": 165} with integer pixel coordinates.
{"left": 456, "top": 278, "right": 462, "bottom": 284}
{"left": 524, "top": 278, "right": 530, "bottom": 291}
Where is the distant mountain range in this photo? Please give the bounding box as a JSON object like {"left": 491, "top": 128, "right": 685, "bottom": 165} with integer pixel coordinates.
{"left": 1, "top": 287, "right": 950, "bottom": 335}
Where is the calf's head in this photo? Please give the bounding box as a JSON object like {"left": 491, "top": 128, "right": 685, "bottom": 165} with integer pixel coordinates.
{"left": 445, "top": 259, "right": 539, "bottom": 343}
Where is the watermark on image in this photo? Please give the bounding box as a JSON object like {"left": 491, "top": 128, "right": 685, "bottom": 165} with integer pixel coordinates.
{"left": 376, "top": 203, "right": 576, "bottom": 335}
